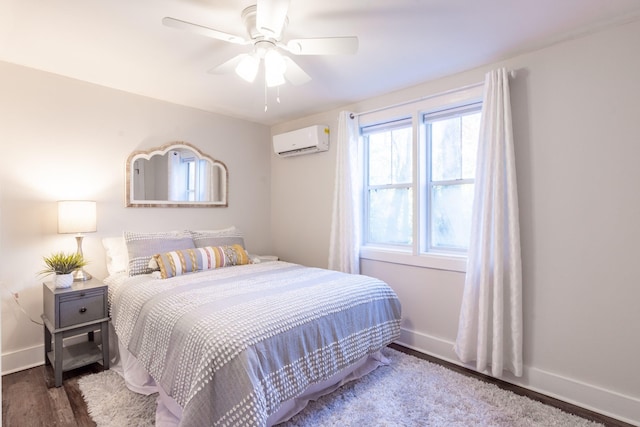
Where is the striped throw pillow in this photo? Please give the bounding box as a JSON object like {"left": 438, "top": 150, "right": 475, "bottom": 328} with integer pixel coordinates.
{"left": 152, "top": 244, "right": 251, "bottom": 279}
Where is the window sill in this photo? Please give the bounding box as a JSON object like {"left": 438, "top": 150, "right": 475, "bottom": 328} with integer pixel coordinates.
{"left": 359, "top": 246, "right": 467, "bottom": 273}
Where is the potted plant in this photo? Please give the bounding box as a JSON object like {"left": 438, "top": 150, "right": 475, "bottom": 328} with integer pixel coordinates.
{"left": 39, "top": 252, "right": 88, "bottom": 288}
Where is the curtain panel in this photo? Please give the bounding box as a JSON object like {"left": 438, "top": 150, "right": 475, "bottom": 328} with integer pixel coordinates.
{"left": 328, "top": 111, "right": 361, "bottom": 274}
{"left": 454, "top": 68, "right": 523, "bottom": 377}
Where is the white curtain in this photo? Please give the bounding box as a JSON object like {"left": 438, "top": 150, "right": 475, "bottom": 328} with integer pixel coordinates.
{"left": 328, "top": 111, "right": 361, "bottom": 274}
{"left": 454, "top": 68, "right": 523, "bottom": 378}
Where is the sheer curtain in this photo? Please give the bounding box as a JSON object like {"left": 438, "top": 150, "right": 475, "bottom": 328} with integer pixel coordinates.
{"left": 328, "top": 111, "right": 361, "bottom": 274}
{"left": 454, "top": 68, "right": 523, "bottom": 377}
{"left": 198, "top": 160, "right": 215, "bottom": 202}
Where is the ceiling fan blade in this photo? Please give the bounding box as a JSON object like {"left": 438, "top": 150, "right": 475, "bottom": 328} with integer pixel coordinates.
{"left": 286, "top": 37, "right": 359, "bottom": 55}
{"left": 256, "top": 0, "right": 290, "bottom": 38}
{"left": 282, "top": 56, "right": 311, "bottom": 86}
{"left": 207, "top": 54, "right": 246, "bottom": 75}
{"left": 162, "top": 17, "right": 249, "bottom": 45}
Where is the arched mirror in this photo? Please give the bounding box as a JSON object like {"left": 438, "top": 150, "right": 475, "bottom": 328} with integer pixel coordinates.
{"left": 126, "top": 142, "right": 228, "bottom": 207}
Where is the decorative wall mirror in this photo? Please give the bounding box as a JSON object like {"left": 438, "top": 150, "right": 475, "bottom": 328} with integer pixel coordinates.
{"left": 126, "top": 142, "right": 228, "bottom": 207}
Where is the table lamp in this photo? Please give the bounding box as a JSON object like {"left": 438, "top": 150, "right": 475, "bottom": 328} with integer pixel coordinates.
{"left": 57, "top": 200, "right": 97, "bottom": 281}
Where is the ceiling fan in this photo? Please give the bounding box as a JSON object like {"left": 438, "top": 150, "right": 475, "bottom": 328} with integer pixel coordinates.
{"left": 162, "top": 0, "right": 359, "bottom": 88}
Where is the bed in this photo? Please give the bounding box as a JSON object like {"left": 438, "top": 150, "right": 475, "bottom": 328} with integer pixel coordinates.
{"left": 103, "top": 229, "right": 402, "bottom": 426}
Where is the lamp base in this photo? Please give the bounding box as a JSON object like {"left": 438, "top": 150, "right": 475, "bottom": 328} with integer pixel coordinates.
{"left": 73, "top": 268, "right": 92, "bottom": 281}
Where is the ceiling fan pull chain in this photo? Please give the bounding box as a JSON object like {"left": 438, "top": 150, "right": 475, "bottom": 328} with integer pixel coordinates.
{"left": 276, "top": 86, "right": 281, "bottom": 104}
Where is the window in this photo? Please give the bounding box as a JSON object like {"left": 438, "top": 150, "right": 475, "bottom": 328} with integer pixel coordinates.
{"left": 424, "top": 104, "right": 481, "bottom": 252}
{"left": 184, "top": 157, "right": 197, "bottom": 201}
{"left": 361, "top": 90, "right": 482, "bottom": 270}
{"left": 363, "top": 120, "right": 413, "bottom": 246}
{"left": 181, "top": 157, "right": 211, "bottom": 202}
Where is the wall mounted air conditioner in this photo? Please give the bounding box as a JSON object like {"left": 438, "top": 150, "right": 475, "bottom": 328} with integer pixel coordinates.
{"left": 273, "top": 125, "right": 330, "bottom": 157}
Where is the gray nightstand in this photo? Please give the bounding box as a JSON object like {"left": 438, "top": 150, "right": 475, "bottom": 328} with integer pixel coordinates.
{"left": 42, "top": 278, "right": 110, "bottom": 387}
{"left": 253, "top": 255, "right": 279, "bottom": 263}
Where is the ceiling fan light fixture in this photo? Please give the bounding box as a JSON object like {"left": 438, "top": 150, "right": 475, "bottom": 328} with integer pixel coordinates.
{"left": 264, "top": 49, "right": 287, "bottom": 87}
{"left": 164, "top": 2, "right": 359, "bottom": 92}
{"left": 235, "top": 54, "right": 260, "bottom": 83}
{"left": 265, "top": 50, "right": 286, "bottom": 71}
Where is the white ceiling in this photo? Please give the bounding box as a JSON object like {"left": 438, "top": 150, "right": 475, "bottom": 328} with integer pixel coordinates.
{"left": 2, "top": 0, "right": 640, "bottom": 126}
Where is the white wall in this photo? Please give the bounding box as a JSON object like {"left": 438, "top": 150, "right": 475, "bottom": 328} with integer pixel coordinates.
{"left": 0, "top": 62, "right": 272, "bottom": 373}
{"left": 271, "top": 19, "right": 640, "bottom": 424}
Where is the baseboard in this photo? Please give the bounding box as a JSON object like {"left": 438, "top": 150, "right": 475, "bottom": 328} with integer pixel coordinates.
{"left": 1, "top": 334, "right": 90, "bottom": 376}
{"left": 396, "top": 328, "right": 640, "bottom": 426}
{"left": 1, "top": 343, "right": 44, "bottom": 375}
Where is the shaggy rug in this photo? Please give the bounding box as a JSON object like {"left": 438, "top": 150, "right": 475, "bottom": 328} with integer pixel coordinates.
{"left": 78, "top": 348, "right": 603, "bottom": 426}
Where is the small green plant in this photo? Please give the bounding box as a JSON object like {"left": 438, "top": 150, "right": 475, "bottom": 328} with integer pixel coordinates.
{"left": 39, "top": 252, "right": 88, "bottom": 276}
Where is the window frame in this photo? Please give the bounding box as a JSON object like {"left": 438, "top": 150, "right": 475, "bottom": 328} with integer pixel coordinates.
{"left": 423, "top": 102, "right": 482, "bottom": 254}
{"left": 362, "top": 118, "right": 414, "bottom": 249}
{"left": 183, "top": 157, "right": 197, "bottom": 201}
{"left": 358, "top": 84, "right": 484, "bottom": 273}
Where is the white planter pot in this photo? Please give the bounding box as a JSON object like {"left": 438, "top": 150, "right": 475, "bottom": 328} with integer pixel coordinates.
{"left": 54, "top": 273, "right": 74, "bottom": 288}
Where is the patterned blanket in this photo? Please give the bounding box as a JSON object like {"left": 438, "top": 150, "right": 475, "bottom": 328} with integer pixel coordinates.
{"left": 108, "top": 261, "right": 402, "bottom": 427}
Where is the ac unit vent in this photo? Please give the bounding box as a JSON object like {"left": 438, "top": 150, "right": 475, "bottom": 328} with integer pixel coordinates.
{"left": 273, "top": 125, "right": 329, "bottom": 157}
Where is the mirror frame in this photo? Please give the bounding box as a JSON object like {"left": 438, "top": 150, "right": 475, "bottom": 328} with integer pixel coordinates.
{"left": 126, "top": 141, "right": 228, "bottom": 208}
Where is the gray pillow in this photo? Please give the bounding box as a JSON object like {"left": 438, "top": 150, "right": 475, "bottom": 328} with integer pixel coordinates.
{"left": 124, "top": 230, "right": 195, "bottom": 276}
{"left": 190, "top": 227, "right": 245, "bottom": 249}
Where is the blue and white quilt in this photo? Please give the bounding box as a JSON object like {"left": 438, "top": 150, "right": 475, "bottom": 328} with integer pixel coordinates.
{"left": 108, "top": 261, "right": 401, "bottom": 427}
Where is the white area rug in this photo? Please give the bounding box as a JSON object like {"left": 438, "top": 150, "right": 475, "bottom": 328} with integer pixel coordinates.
{"left": 78, "top": 348, "right": 603, "bottom": 426}
{"left": 78, "top": 369, "right": 156, "bottom": 427}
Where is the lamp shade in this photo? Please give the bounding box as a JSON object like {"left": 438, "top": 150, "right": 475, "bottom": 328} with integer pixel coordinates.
{"left": 57, "top": 201, "right": 97, "bottom": 234}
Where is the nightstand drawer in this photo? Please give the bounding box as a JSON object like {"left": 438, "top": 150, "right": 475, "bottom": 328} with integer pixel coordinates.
{"left": 59, "top": 293, "right": 105, "bottom": 328}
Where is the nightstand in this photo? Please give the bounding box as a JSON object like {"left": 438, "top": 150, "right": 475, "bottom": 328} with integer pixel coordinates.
{"left": 42, "top": 278, "right": 110, "bottom": 387}
{"left": 253, "top": 255, "right": 279, "bottom": 263}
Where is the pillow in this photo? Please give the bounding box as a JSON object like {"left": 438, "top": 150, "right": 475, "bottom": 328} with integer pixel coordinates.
{"left": 124, "top": 230, "right": 195, "bottom": 276}
{"left": 190, "top": 226, "right": 245, "bottom": 249}
{"left": 102, "top": 236, "right": 129, "bottom": 276}
{"left": 152, "top": 244, "right": 251, "bottom": 279}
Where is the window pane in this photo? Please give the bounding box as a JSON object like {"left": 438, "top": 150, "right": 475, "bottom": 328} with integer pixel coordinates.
{"left": 390, "top": 127, "right": 412, "bottom": 183}
{"left": 367, "top": 127, "right": 412, "bottom": 185}
{"left": 431, "top": 183, "right": 474, "bottom": 249}
{"left": 461, "top": 113, "right": 480, "bottom": 179}
{"left": 368, "top": 188, "right": 413, "bottom": 245}
{"left": 430, "top": 112, "right": 480, "bottom": 181}
{"left": 368, "top": 133, "right": 391, "bottom": 185}
{"left": 431, "top": 118, "right": 460, "bottom": 181}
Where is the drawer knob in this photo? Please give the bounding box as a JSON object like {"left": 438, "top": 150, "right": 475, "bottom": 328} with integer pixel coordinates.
{"left": 79, "top": 307, "right": 87, "bottom": 313}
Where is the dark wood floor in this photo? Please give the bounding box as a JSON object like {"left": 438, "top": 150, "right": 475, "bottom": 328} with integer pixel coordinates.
{"left": 2, "top": 345, "right": 635, "bottom": 427}
{"left": 2, "top": 362, "right": 101, "bottom": 427}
